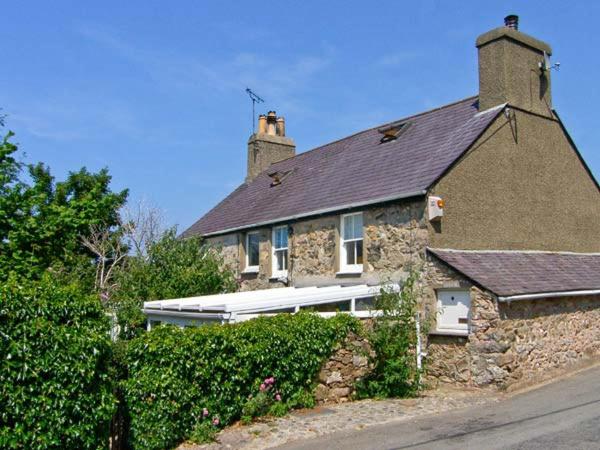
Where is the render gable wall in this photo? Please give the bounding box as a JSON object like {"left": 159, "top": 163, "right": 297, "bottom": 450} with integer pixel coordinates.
{"left": 429, "top": 108, "right": 600, "bottom": 252}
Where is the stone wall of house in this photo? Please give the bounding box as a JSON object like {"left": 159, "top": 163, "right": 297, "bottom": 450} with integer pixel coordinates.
{"left": 469, "top": 293, "right": 600, "bottom": 387}
{"left": 315, "top": 331, "right": 375, "bottom": 403}
{"left": 207, "top": 198, "right": 429, "bottom": 290}
{"left": 424, "top": 258, "right": 600, "bottom": 388}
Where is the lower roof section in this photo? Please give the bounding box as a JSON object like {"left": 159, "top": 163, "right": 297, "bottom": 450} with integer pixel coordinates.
{"left": 143, "top": 283, "right": 386, "bottom": 319}
{"left": 428, "top": 248, "right": 600, "bottom": 299}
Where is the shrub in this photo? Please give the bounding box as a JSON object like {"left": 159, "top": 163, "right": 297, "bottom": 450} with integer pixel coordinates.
{"left": 112, "top": 229, "right": 237, "bottom": 340}
{"left": 0, "top": 276, "right": 116, "bottom": 449}
{"left": 241, "top": 376, "right": 286, "bottom": 423}
{"left": 123, "top": 312, "right": 359, "bottom": 449}
{"left": 356, "top": 269, "right": 425, "bottom": 398}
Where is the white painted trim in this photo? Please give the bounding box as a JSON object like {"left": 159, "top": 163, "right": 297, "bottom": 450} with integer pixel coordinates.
{"left": 144, "top": 309, "right": 230, "bottom": 320}
{"left": 498, "top": 289, "right": 600, "bottom": 302}
{"left": 200, "top": 190, "right": 427, "bottom": 237}
{"left": 429, "top": 329, "right": 469, "bottom": 337}
{"left": 271, "top": 225, "right": 289, "bottom": 278}
{"left": 340, "top": 211, "right": 364, "bottom": 273}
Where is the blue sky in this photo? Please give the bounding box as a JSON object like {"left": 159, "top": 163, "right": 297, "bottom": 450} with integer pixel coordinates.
{"left": 1, "top": 1, "right": 599, "bottom": 231}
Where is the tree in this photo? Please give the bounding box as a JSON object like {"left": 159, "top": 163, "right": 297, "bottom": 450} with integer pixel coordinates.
{"left": 0, "top": 130, "right": 128, "bottom": 283}
{"left": 111, "top": 228, "right": 237, "bottom": 339}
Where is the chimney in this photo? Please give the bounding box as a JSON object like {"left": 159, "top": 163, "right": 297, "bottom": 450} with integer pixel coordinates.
{"left": 476, "top": 15, "right": 553, "bottom": 116}
{"left": 246, "top": 111, "right": 295, "bottom": 182}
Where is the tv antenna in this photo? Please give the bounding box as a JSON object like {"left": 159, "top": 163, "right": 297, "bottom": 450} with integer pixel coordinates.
{"left": 245, "top": 88, "right": 265, "bottom": 132}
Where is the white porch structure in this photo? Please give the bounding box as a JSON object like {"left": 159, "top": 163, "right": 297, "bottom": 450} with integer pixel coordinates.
{"left": 143, "top": 284, "right": 390, "bottom": 329}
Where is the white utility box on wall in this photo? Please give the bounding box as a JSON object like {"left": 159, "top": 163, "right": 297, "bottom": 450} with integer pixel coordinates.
{"left": 436, "top": 289, "right": 470, "bottom": 334}
{"left": 428, "top": 196, "right": 444, "bottom": 221}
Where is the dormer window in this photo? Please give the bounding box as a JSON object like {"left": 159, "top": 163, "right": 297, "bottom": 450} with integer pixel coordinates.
{"left": 340, "top": 212, "right": 363, "bottom": 273}
{"left": 378, "top": 121, "right": 411, "bottom": 143}
{"left": 272, "top": 226, "right": 289, "bottom": 277}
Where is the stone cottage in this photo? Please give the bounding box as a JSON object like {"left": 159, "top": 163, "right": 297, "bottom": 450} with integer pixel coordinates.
{"left": 150, "top": 16, "right": 600, "bottom": 387}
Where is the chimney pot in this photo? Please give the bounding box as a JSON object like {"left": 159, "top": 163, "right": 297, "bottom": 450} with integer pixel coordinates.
{"left": 504, "top": 14, "right": 519, "bottom": 30}
{"left": 276, "top": 117, "right": 286, "bottom": 136}
{"left": 266, "top": 110, "right": 277, "bottom": 135}
{"left": 258, "top": 114, "right": 267, "bottom": 134}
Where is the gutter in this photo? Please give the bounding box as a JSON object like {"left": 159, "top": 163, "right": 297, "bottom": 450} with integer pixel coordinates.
{"left": 497, "top": 289, "right": 600, "bottom": 302}
{"left": 143, "top": 309, "right": 231, "bottom": 320}
{"left": 201, "top": 189, "right": 428, "bottom": 237}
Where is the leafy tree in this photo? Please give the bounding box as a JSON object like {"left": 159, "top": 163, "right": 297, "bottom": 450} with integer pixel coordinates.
{"left": 112, "top": 229, "right": 237, "bottom": 339}
{"left": 0, "top": 131, "right": 128, "bottom": 283}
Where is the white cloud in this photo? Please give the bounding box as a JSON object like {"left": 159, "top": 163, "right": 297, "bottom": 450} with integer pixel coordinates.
{"left": 376, "top": 51, "right": 418, "bottom": 67}
{"left": 74, "top": 22, "right": 332, "bottom": 114}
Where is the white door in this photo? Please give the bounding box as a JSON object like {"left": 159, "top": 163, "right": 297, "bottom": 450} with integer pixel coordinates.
{"left": 436, "top": 289, "right": 470, "bottom": 332}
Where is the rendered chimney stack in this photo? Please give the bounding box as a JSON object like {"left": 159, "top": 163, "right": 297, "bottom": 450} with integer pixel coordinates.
{"left": 504, "top": 14, "right": 519, "bottom": 30}
{"left": 246, "top": 110, "right": 295, "bottom": 182}
{"left": 266, "top": 111, "right": 277, "bottom": 136}
{"left": 476, "top": 15, "right": 553, "bottom": 116}
{"left": 276, "top": 117, "right": 286, "bottom": 137}
{"left": 258, "top": 114, "right": 267, "bottom": 134}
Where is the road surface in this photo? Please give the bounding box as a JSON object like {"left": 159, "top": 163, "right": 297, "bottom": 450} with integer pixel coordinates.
{"left": 276, "top": 365, "right": 600, "bottom": 450}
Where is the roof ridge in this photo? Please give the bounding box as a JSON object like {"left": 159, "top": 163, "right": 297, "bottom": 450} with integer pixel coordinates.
{"left": 270, "top": 95, "right": 479, "bottom": 168}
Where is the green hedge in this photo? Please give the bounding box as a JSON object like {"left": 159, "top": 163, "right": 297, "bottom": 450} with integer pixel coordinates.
{"left": 123, "top": 312, "right": 360, "bottom": 449}
{"left": 0, "top": 276, "right": 116, "bottom": 449}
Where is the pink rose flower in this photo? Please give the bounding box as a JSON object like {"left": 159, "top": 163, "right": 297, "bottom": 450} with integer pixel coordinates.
{"left": 202, "top": 408, "right": 209, "bottom": 417}
{"left": 275, "top": 393, "right": 282, "bottom": 401}
{"left": 260, "top": 383, "right": 266, "bottom": 391}
{"left": 212, "top": 417, "right": 220, "bottom": 426}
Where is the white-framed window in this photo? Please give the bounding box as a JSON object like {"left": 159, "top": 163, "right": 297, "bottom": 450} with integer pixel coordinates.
{"left": 245, "top": 232, "right": 260, "bottom": 272}
{"left": 340, "top": 212, "right": 364, "bottom": 273}
{"left": 436, "top": 289, "right": 470, "bottom": 335}
{"left": 271, "top": 225, "right": 289, "bottom": 277}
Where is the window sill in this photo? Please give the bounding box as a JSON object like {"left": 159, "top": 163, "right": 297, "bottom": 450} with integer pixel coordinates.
{"left": 269, "top": 273, "right": 288, "bottom": 281}
{"left": 429, "top": 329, "right": 469, "bottom": 337}
{"left": 241, "top": 267, "right": 259, "bottom": 274}
{"left": 336, "top": 269, "right": 363, "bottom": 276}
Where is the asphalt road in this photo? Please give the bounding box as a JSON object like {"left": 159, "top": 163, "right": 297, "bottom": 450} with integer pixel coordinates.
{"left": 276, "top": 365, "right": 600, "bottom": 450}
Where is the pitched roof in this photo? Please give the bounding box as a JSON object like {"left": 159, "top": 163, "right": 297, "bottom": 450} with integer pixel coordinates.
{"left": 428, "top": 248, "right": 600, "bottom": 297}
{"left": 183, "top": 96, "right": 503, "bottom": 237}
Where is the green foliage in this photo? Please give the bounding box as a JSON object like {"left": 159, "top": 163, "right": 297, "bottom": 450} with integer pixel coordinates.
{"left": 241, "top": 376, "right": 286, "bottom": 423}
{"left": 188, "top": 420, "right": 218, "bottom": 444}
{"left": 123, "top": 312, "right": 359, "bottom": 450}
{"left": 286, "top": 388, "right": 317, "bottom": 410}
{"left": 0, "top": 131, "right": 128, "bottom": 283}
{"left": 0, "top": 275, "right": 116, "bottom": 449}
{"left": 356, "top": 269, "right": 424, "bottom": 398}
{"left": 112, "top": 229, "right": 237, "bottom": 339}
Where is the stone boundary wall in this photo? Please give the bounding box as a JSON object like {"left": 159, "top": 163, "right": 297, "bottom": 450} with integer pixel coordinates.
{"left": 315, "top": 331, "right": 375, "bottom": 403}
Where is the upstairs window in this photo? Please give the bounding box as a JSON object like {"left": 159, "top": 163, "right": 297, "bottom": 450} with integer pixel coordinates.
{"left": 245, "top": 232, "right": 260, "bottom": 272}
{"left": 272, "top": 226, "right": 289, "bottom": 277}
{"left": 340, "top": 212, "right": 363, "bottom": 273}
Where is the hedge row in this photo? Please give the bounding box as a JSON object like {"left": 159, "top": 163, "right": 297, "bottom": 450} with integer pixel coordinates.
{"left": 123, "top": 312, "right": 360, "bottom": 449}
{"left": 0, "top": 277, "right": 115, "bottom": 449}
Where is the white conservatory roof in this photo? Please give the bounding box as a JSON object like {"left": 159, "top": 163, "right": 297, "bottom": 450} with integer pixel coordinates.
{"left": 143, "top": 283, "right": 388, "bottom": 324}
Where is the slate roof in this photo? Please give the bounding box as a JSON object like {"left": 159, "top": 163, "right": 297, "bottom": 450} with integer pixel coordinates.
{"left": 183, "top": 96, "right": 503, "bottom": 237}
{"left": 428, "top": 248, "right": 600, "bottom": 297}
